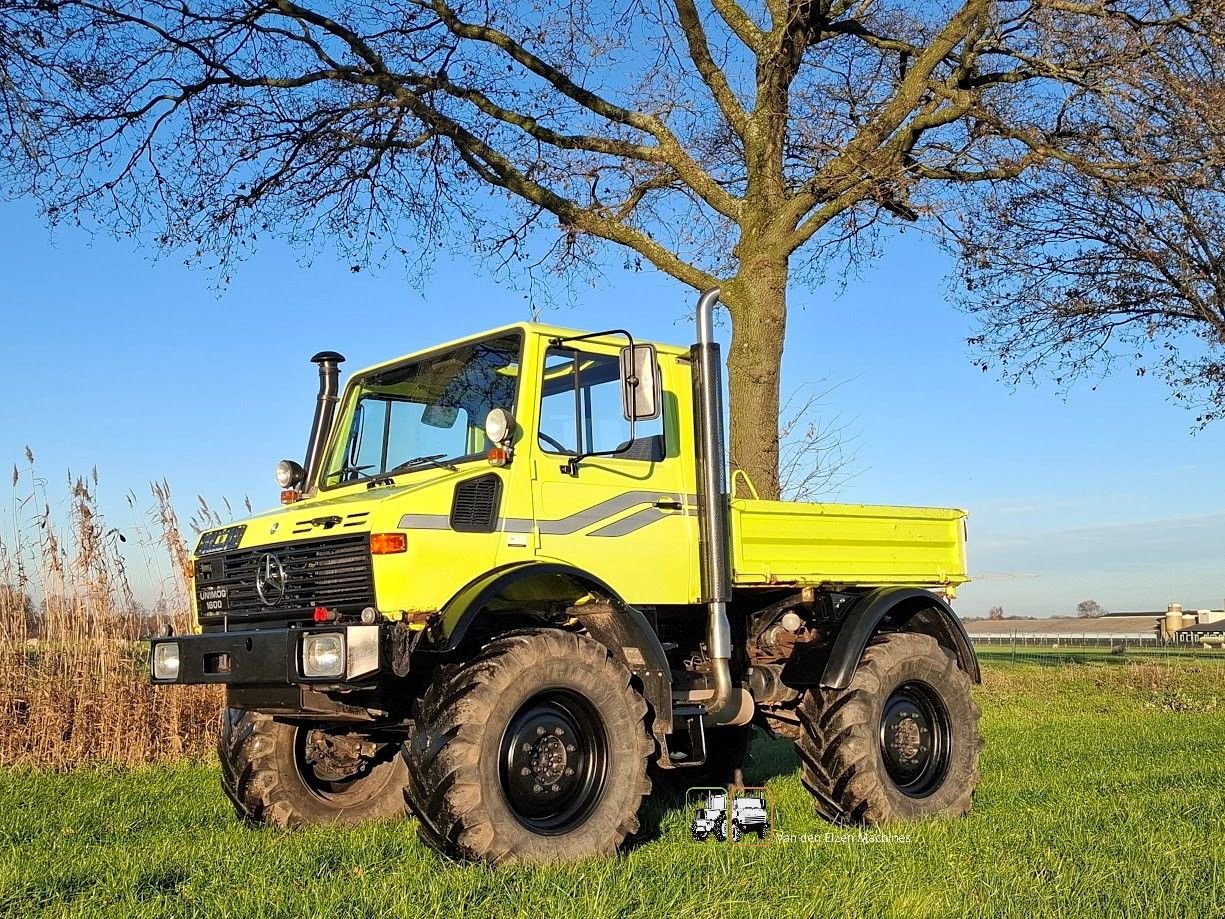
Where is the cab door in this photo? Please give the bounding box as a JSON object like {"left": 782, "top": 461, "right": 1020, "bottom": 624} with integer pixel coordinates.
{"left": 529, "top": 339, "right": 695, "bottom": 606}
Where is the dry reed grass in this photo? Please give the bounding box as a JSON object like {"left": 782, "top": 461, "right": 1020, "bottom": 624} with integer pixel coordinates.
{"left": 0, "top": 449, "right": 222, "bottom": 767}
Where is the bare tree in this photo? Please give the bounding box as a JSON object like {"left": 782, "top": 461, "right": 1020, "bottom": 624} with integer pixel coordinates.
{"left": 1076, "top": 599, "right": 1106, "bottom": 619}
{"left": 4, "top": 1, "right": 1224, "bottom": 495}
{"left": 957, "top": 21, "right": 1225, "bottom": 425}
{"left": 988, "top": 605, "right": 1004, "bottom": 621}
{"left": 777, "top": 378, "right": 861, "bottom": 501}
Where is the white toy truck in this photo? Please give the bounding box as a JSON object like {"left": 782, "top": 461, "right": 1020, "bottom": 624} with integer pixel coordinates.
{"left": 731, "top": 794, "right": 770, "bottom": 840}
{"left": 691, "top": 792, "right": 728, "bottom": 842}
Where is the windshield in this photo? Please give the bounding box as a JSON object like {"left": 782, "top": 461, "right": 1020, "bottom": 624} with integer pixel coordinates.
{"left": 322, "top": 332, "right": 522, "bottom": 486}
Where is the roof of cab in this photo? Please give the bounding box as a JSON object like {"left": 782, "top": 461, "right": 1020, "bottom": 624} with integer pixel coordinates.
{"left": 348, "top": 321, "right": 691, "bottom": 379}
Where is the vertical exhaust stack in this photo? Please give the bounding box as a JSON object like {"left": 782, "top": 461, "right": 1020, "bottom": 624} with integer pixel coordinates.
{"left": 692, "top": 288, "right": 736, "bottom": 720}
{"left": 302, "top": 350, "right": 346, "bottom": 491}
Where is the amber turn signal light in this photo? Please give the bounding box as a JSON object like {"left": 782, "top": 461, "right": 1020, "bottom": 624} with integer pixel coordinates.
{"left": 370, "top": 532, "right": 408, "bottom": 555}
{"left": 280, "top": 489, "right": 300, "bottom": 504}
{"left": 487, "top": 446, "right": 510, "bottom": 467}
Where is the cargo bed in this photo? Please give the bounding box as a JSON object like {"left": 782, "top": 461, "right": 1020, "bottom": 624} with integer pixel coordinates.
{"left": 729, "top": 499, "right": 968, "bottom": 591}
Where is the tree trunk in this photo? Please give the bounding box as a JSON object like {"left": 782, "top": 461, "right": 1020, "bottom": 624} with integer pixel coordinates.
{"left": 724, "top": 257, "right": 788, "bottom": 501}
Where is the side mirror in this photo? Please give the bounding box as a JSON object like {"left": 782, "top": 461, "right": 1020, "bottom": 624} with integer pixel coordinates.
{"left": 421, "top": 403, "right": 459, "bottom": 429}
{"left": 620, "top": 343, "right": 661, "bottom": 422}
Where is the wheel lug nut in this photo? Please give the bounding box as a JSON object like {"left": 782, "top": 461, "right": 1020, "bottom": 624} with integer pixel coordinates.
{"left": 565, "top": 767, "right": 574, "bottom": 776}
{"left": 551, "top": 784, "right": 560, "bottom": 792}
{"left": 566, "top": 744, "right": 576, "bottom": 752}
{"left": 536, "top": 726, "right": 545, "bottom": 735}
{"left": 522, "top": 742, "right": 532, "bottom": 751}
{"left": 521, "top": 767, "right": 531, "bottom": 776}
{"left": 554, "top": 727, "right": 564, "bottom": 735}
{"left": 533, "top": 784, "right": 543, "bottom": 793}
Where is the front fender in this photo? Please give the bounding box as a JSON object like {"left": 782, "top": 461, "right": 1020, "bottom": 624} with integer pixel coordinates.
{"left": 435, "top": 561, "right": 673, "bottom": 733}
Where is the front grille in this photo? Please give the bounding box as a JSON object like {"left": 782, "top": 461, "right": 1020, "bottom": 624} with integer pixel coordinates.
{"left": 195, "top": 533, "right": 374, "bottom": 625}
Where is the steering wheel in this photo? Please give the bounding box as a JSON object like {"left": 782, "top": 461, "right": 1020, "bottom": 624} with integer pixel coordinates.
{"left": 538, "top": 432, "right": 569, "bottom": 453}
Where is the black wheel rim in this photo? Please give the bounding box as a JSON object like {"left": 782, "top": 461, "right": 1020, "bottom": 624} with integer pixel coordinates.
{"left": 878, "top": 680, "right": 952, "bottom": 798}
{"left": 498, "top": 688, "right": 608, "bottom": 835}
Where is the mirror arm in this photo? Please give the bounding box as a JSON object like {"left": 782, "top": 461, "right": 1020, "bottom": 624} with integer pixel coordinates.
{"left": 551, "top": 329, "right": 640, "bottom": 477}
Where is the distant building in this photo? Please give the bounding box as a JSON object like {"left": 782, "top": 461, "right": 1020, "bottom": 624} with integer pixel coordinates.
{"left": 963, "top": 614, "right": 1162, "bottom": 642}
{"left": 963, "top": 603, "right": 1225, "bottom": 647}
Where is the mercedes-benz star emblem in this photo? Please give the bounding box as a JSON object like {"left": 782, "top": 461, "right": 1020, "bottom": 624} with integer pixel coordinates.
{"left": 255, "top": 553, "right": 287, "bottom": 606}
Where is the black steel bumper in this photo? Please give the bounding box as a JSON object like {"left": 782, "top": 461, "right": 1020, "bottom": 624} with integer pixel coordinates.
{"left": 148, "top": 624, "right": 383, "bottom": 686}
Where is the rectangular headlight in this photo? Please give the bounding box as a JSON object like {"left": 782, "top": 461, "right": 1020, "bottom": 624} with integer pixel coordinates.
{"left": 302, "top": 632, "right": 345, "bottom": 678}
{"left": 152, "top": 641, "right": 180, "bottom": 681}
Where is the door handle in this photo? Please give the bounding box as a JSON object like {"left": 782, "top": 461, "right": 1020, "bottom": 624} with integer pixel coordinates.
{"left": 653, "top": 498, "right": 683, "bottom": 511}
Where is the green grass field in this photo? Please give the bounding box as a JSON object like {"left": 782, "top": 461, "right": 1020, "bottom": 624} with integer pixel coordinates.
{"left": 2, "top": 660, "right": 1222, "bottom": 919}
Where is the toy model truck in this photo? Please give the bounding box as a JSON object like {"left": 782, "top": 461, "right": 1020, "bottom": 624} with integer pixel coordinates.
{"left": 731, "top": 795, "right": 770, "bottom": 841}
{"left": 151, "top": 288, "right": 981, "bottom": 864}
{"left": 690, "top": 792, "right": 727, "bottom": 842}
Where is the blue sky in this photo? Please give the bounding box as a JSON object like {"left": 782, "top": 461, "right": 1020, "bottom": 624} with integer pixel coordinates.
{"left": 1, "top": 197, "right": 1221, "bottom": 616}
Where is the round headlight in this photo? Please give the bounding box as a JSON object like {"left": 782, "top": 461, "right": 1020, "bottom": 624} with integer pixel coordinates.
{"left": 275, "top": 459, "right": 304, "bottom": 488}
{"left": 484, "top": 407, "right": 513, "bottom": 445}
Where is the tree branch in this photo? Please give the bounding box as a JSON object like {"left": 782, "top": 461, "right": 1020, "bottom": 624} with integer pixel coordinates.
{"left": 672, "top": 0, "right": 748, "bottom": 138}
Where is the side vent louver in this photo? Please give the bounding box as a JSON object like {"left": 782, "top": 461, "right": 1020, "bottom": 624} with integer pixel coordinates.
{"left": 450, "top": 474, "right": 502, "bottom": 533}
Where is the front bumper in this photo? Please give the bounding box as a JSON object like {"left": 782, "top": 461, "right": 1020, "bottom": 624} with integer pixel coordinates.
{"left": 149, "top": 624, "right": 383, "bottom": 686}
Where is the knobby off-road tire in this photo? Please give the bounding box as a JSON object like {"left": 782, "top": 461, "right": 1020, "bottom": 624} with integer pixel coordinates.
{"left": 403, "top": 629, "right": 654, "bottom": 864}
{"left": 219, "top": 708, "right": 409, "bottom": 828}
{"left": 797, "top": 632, "right": 982, "bottom": 824}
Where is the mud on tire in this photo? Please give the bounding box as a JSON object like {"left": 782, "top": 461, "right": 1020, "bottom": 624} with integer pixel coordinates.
{"left": 219, "top": 708, "right": 409, "bottom": 828}
{"left": 403, "top": 628, "right": 654, "bottom": 864}
{"left": 797, "top": 632, "right": 982, "bottom": 824}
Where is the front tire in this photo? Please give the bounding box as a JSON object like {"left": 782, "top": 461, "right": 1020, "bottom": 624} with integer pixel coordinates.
{"left": 797, "top": 632, "right": 981, "bottom": 824}
{"left": 219, "top": 708, "right": 409, "bottom": 828}
{"left": 403, "top": 629, "right": 653, "bottom": 864}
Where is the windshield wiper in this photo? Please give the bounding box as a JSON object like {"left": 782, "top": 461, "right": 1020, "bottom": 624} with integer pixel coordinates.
{"left": 387, "top": 453, "right": 459, "bottom": 474}
{"left": 323, "top": 463, "right": 375, "bottom": 481}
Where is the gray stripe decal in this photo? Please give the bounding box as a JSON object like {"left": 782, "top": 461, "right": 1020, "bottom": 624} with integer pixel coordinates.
{"left": 399, "top": 489, "right": 687, "bottom": 535}
{"left": 397, "top": 513, "right": 451, "bottom": 529}
{"left": 536, "top": 490, "right": 682, "bottom": 535}
{"left": 588, "top": 507, "right": 669, "bottom": 537}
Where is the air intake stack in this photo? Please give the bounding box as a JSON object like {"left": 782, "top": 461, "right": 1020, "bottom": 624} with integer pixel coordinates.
{"left": 302, "top": 350, "right": 345, "bottom": 490}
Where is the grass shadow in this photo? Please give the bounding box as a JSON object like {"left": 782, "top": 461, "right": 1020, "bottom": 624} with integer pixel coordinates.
{"left": 630, "top": 727, "right": 800, "bottom": 850}
{"left": 743, "top": 727, "right": 800, "bottom": 785}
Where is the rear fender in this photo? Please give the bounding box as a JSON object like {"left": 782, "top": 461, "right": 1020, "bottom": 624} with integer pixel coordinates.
{"left": 779, "top": 587, "right": 980, "bottom": 690}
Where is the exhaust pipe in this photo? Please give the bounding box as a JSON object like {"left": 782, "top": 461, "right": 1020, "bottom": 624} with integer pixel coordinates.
{"left": 302, "top": 350, "right": 346, "bottom": 490}
{"left": 691, "top": 288, "right": 737, "bottom": 722}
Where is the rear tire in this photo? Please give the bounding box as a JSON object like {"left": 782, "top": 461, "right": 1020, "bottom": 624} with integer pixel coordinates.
{"left": 797, "top": 632, "right": 981, "bottom": 824}
{"left": 403, "top": 629, "right": 653, "bottom": 864}
{"left": 219, "top": 708, "right": 409, "bottom": 828}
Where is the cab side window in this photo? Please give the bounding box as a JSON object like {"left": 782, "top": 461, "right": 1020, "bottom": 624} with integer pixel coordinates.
{"left": 537, "top": 348, "right": 664, "bottom": 461}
